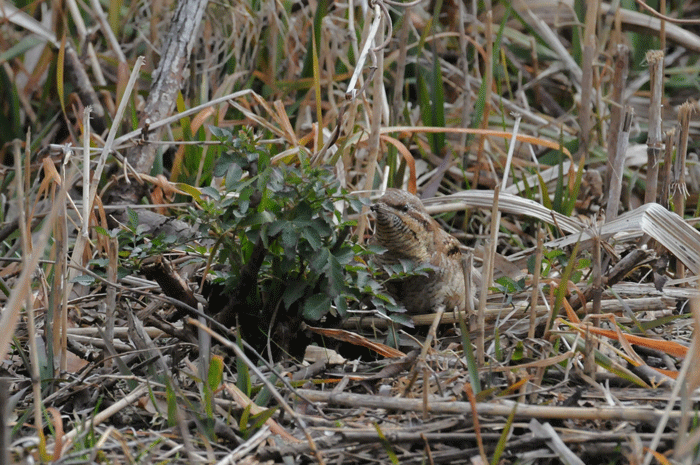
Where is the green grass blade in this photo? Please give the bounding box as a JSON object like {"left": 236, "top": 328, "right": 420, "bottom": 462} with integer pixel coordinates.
{"left": 458, "top": 306, "right": 481, "bottom": 393}
{"left": 491, "top": 402, "right": 517, "bottom": 465}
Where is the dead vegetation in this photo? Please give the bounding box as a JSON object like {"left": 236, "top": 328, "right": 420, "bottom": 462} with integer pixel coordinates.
{"left": 3, "top": 0, "right": 700, "bottom": 463}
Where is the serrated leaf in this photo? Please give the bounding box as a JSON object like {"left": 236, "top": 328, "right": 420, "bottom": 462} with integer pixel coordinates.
{"left": 366, "top": 244, "right": 388, "bottom": 254}
{"left": 70, "top": 275, "right": 95, "bottom": 285}
{"left": 495, "top": 276, "right": 523, "bottom": 293}
{"left": 300, "top": 225, "right": 322, "bottom": 250}
{"left": 225, "top": 164, "right": 243, "bottom": 191}
{"left": 334, "top": 295, "right": 348, "bottom": 319}
{"left": 280, "top": 228, "right": 299, "bottom": 254}
{"left": 266, "top": 220, "right": 283, "bottom": 238}
{"left": 326, "top": 255, "right": 344, "bottom": 296}
{"left": 89, "top": 258, "right": 110, "bottom": 267}
{"left": 126, "top": 207, "right": 139, "bottom": 231}
{"left": 208, "top": 125, "right": 231, "bottom": 141}
{"left": 199, "top": 186, "right": 220, "bottom": 201}
{"left": 282, "top": 280, "right": 308, "bottom": 308}
{"left": 388, "top": 313, "right": 415, "bottom": 328}
{"left": 303, "top": 294, "right": 331, "bottom": 320}
{"left": 310, "top": 247, "right": 330, "bottom": 273}
{"left": 332, "top": 246, "right": 355, "bottom": 265}
{"left": 239, "top": 211, "right": 275, "bottom": 228}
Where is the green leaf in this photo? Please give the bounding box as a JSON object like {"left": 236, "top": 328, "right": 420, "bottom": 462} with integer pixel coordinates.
{"left": 563, "top": 158, "right": 586, "bottom": 216}
{"left": 280, "top": 228, "right": 299, "bottom": 256}
{"left": 366, "top": 244, "right": 388, "bottom": 254}
{"left": 208, "top": 125, "right": 231, "bottom": 142}
{"left": 494, "top": 276, "right": 524, "bottom": 293}
{"left": 70, "top": 275, "right": 95, "bottom": 285}
{"left": 249, "top": 406, "right": 279, "bottom": 431}
{"left": 550, "top": 240, "right": 580, "bottom": 329}
{"left": 491, "top": 403, "right": 517, "bottom": 465}
{"left": 310, "top": 247, "right": 330, "bottom": 273}
{"left": 254, "top": 373, "right": 277, "bottom": 407}
{"left": 268, "top": 220, "right": 286, "bottom": 237}
{"left": 458, "top": 305, "right": 480, "bottom": 393}
{"left": 174, "top": 182, "right": 203, "bottom": 201}
{"left": 239, "top": 403, "right": 252, "bottom": 433}
{"left": 207, "top": 354, "right": 224, "bottom": 392}
{"left": 89, "top": 258, "right": 110, "bottom": 267}
{"left": 166, "top": 381, "right": 177, "bottom": 427}
{"left": 0, "top": 36, "right": 44, "bottom": 63}
{"left": 303, "top": 294, "right": 331, "bottom": 320}
{"left": 334, "top": 295, "right": 348, "bottom": 319}
{"left": 199, "top": 186, "right": 220, "bottom": 201}
{"left": 374, "top": 423, "right": 399, "bottom": 464}
{"left": 225, "top": 164, "right": 243, "bottom": 190}
{"left": 537, "top": 173, "right": 553, "bottom": 210}
{"left": 333, "top": 246, "right": 355, "bottom": 265}
{"left": 300, "top": 224, "right": 323, "bottom": 250}
{"left": 239, "top": 211, "right": 275, "bottom": 228}
{"left": 126, "top": 207, "right": 139, "bottom": 231}
{"left": 236, "top": 332, "right": 251, "bottom": 396}
{"left": 388, "top": 313, "right": 414, "bottom": 328}
{"left": 282, "top": 280, "right": 308, "bottom": 308}
{"left": 326, "top": 255, "right": 345, "bottom": 296}
{"left": 300, "top": 0, "right": 329, "bottom": 79}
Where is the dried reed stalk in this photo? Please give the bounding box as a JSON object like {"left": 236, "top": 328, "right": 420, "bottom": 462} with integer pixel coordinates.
{"left": 672, "top": 101, "right": 693, "bottom": 279}
{"left": 660, "top": 128, "right": 675, "bottom": 209}
{"left": 606, "top": 45, "right": 629, "bottom": 193}
{"left": 606, "top": 106, "right": 633, "bottom": 222}
{"left": 645, "top": 50, "right": 664, "bottom": 204}
{"left": 528, "top": 228, "right": 544, "bottom": 342}
{"left": 578, "top": 0, "right": 598, "bottom": 160}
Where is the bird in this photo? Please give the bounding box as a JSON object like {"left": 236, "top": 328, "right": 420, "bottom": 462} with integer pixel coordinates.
{"left": 370, "top": 189, "right": 471, "bottom": 314}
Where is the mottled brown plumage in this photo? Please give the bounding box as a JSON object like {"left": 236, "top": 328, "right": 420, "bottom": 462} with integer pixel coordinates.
{"left": 370, "top": 189, "right": 468, "bottom": 314}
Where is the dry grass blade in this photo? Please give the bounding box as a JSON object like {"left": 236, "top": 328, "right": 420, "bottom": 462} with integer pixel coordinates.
{"left": 548, "top": 203, "right": 700, "bottom": 274}
{"left": 515, "top": 2, "right": 582, "bottom": 87}
{"left": 0, "top": 165, "right": 65, "bottom": 362}
{"left": 65, "top": 56, "right": 145, "bottom": 295}
{"left": 297, "top": 389, "right": 687, "bottom": 422}
{"left": 0, "top": 4, "right": 60, "bottom": 47}
{"left": 424, "top": 190, "right": 584, "bottom": 234}
{"left": 567, "top": 323, "right": 688, "bottom": 359}
{"left": 304, "top": 325, "right": 405, "bottom": 358}
{"left": 529, "top": 419, "right": 585, "bottom": 465}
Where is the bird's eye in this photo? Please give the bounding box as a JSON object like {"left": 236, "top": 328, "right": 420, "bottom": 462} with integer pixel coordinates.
{"left": 401, "top": 204, "right": 409, "bottom": 212}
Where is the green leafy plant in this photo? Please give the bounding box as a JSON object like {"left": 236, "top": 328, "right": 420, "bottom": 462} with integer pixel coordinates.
{"left": 528, "top": 248, "right": 590, "bottom": 285}
{"left": 91, "top": 209, "right": 180, "bottom": 279}
{"left": 194, "top": 127, "right": 404, "bottom": 356}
